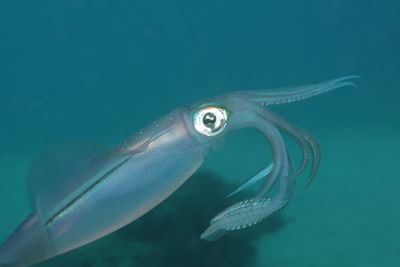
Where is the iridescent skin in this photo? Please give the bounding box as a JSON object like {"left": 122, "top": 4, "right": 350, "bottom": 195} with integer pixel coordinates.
{"left": 0, "top": 76, "right": 358, "bottom": 266}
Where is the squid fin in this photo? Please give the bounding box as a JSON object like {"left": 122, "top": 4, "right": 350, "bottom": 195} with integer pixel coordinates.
{"left": 27, "top": 140, "right": 136, "bottom": 223}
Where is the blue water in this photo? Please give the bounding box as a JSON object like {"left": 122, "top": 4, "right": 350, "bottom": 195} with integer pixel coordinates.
{"left": 0, "top": 1, "right": 399, "bottom": 266}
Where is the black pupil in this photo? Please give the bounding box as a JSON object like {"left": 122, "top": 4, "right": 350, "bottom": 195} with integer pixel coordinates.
{"left": 203, "top": 113, "right": 216, "bottom": 126}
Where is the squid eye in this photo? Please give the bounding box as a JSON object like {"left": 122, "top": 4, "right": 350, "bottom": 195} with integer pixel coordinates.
{"left": 193, "top": 106, "right": 228, "bottom": 136}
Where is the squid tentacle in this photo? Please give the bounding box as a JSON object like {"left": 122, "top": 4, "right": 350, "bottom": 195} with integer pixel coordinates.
{"left": 298, "top": 130, "right": 320, "bottom": 187}
{"left": 201, "top": 76, "right": 358, "bottom": 240}
{"left": 257, "top": 108, "right": 321, "bottom": 188}
{"left": 226, "top": 109, "right": 315, "bottom": 197}
{"left": 230, "top": 76, "right": 357, "bottom": 189}
{"left": 251, "top": 114, "right": 285, "bottom": 199}
{"left": 234, "top": 75, "right": 360, "bottom": 106}
{"left": 226, "top": 162, "right": 273, "bottom": 197}
{"left": 201, "top": 113, "right": 287, "bottom": 241}
{"left": 201, "top": 143, "right": 295, "bottom": 241}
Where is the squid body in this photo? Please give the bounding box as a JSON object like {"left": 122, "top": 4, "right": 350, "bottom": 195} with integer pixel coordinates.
{"left": 0, "top": 76, "right": 358, "bottom": 266}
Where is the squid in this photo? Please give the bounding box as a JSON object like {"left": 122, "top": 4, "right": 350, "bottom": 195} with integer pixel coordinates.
{"left": 0, "top": 76, "right": 358, "bottom": 266}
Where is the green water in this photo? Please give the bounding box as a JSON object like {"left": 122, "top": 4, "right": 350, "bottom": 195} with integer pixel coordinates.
{"left": 0, "top": 1, "right": 399, "bottom": 266}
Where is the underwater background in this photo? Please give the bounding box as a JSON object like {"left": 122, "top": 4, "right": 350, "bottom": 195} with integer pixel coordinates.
{"left": 0, "top": 1, "right": 399, "bottom": 266}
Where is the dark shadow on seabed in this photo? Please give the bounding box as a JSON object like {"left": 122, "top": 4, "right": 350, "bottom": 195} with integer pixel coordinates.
{"left": 36, "top": 171, "right": 289, "bottom": 267}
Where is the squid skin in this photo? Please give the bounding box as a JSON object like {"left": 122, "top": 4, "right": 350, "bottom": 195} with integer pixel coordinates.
{"left": 0, "top": 76, "right": 358, "bottom": 266}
